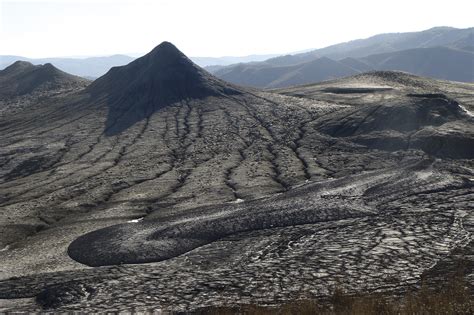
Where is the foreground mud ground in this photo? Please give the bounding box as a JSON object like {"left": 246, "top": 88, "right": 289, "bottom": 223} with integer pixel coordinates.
{"left": 0, "top": 63, "right": 473, "bottom": 312}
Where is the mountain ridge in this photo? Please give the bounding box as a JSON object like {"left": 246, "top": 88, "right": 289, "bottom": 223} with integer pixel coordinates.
{"left": 87, "top": 41, "right": 243, "bottom": 135}
{"left": 0, "top": 60, "right": 88, "bottom": 97}
{"left": 210, "top": 27, "right": 474, "bottom": 87}
{"left": 213, "top": 46, "right": 474, "bottom": 88}
{"left": 265, "top": 26, "right": 474, "bottom": 66}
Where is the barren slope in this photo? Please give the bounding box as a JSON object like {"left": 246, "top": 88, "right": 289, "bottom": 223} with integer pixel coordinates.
{"left": 0, "top": 44, "right": 473, "bottom": 312}
{"left": 0, "top": 61, "right": 88, "bottom": 97}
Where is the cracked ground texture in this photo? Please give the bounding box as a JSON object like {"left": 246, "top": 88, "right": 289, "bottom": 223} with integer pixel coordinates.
{"left": 0, "top": 46, "right": 473, "bottom": 312}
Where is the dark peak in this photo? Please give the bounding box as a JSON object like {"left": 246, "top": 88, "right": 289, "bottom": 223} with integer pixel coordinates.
{"left": 151, "top": 41, "right": 182, "bottom": 55}
{"left": 11, "top": 60, "right": 35, "bottom": 68}
{"left": 88, "top": 41, "right": 237, "bottom": 98}
{"left": 0, "top": 60, "right": 87, "bottom": 97}
{"left": 87, "top": 41, "right": 242, "bottom": 136}
{"left": 2, "top": 60, "right": 36, "bottom": 75}
{"left": 32, "top": 62, "right": 84, "bottom": 81}
{"left": 43, "top": 62, "right": 55, "bottom": 69}
{"left": 138, "top": 41, "right": 191, "bottom": 69}
{"left": 2, "top": 61, "right": 61, "bottom": 77}
{"left": 37, "top": 63, "right": 65, "bottom": 76}
{"left": 145, "top": 42, "right": 184, "bottom": 58}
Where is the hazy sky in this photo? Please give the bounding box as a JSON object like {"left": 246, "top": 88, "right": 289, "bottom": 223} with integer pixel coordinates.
{"left": 1, "top": 0, "right": 473, "bottom": 58}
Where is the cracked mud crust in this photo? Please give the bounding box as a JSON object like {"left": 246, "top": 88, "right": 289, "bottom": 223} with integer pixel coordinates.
{"left": 0, "top": 44, "right": 473, "bottom": 312}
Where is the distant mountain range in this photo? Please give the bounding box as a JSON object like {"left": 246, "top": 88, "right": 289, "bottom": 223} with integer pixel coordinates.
{"left": 0, "top": 54, "right": 280, "bottom": 79}
{"left": 1, "top": 26, "right": 472, "bottom": 85}
{"left": 0, "top": 55, "right": 134, "bottom": 79}
{"left": 190, "top": 54, "right": 281, "bottom": 67}
{"left": 212, "top": 26, "right": 474, "bottom": 87}
{"left": 263, "top": 26, "right": 474, "bottom": 66}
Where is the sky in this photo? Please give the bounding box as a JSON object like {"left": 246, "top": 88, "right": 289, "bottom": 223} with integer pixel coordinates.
{"left": 0, "top": 0, "right": 473, "bottom": 58}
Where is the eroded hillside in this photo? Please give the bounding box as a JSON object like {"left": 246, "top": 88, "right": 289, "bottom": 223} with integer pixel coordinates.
{"left": 0, "top": 43, "right": 472, "bottom": 312}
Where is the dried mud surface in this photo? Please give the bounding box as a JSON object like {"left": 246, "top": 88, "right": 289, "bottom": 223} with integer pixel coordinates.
{"left": 0, "top": 67, "right": 473, "bottom": 312}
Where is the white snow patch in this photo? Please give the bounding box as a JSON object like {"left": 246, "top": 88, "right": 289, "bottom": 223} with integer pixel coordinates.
{"left": 127, "top": 217, "right": 144, "bottom": 223}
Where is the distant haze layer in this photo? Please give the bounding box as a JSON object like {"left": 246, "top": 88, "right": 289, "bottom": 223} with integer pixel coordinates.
{"left": 1, "top": 26, "right": 472, "bottom": 84}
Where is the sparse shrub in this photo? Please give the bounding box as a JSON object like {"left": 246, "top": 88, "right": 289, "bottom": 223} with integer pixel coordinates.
{"left": 196, "top": 268, "right": 473, "bottom": 315}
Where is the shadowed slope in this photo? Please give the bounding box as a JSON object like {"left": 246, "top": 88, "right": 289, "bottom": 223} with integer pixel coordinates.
{"left": 87, "top": 42, "right": 242, "bottom": 135}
